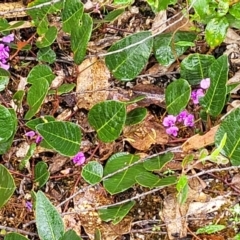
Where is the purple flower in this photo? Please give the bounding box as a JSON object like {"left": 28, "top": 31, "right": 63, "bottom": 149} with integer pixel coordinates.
{"left": 0, "top": 43, "right": 9, "bottom": 61}
{"left": 72, "top": 152, "right": 86, "bottom": 166}
{"left": 25, "top": 131, "right": 36, "bottom": 139}
{"left": 35, "top": 135, "right": 43, "bottom": 144}
{"left": 166, "top": 126, "right": 179, "bottom": 137}
{"left": 177, "top": 110, "right": 188, "bottom": 123}
{"left": 163, "top": 115, "right": 177, "bottom": 127}
{"left": 2, "top": 33, "right": 14, "bottom": 43}
{"left": 200, "top": 78, "right": 210, "bottom": 89}
{"left": 183, "top": 114, "right": 194, "bottom": 127}
{"left": 0, "top": 62, "right": 9, "bottom": 70}
{"left": 191, "top": 89, "right": 204, "bottom": 104}
{"left": 26, "top": 201, "right": 32, "bottom": 211}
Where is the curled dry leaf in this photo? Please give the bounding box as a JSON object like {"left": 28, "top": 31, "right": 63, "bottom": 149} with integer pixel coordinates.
{"left": 182, "top": 125, "right": 219, "bottom": 152}
{"left": 73, "top": 187, "right": 132, "bottom": 240}
{"left": 123, "top": 114, "right": 168, "bottom": 151}
{"left": 76, "top": 57, "right": 110, "bottom": 110}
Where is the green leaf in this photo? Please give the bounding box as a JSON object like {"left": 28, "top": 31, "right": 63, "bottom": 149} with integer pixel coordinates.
{"left": 13, "top": 90, "right": 25, "bottom": 109}
{"left": 136, "top": 172, "right": 177, "bottom": 188}
{"left": 165, "top": 79, "right": 191, "bottom": 115}
{"left": 114, "top": 0, "right": 133, "bottom": 4}
{"left": 36, "top": 121, "right": 81, "bottom": 156}
{"left": 175, "top": 41, "right": 195, "bottom": 47}
{"left": 36, "top": 26, "right": 57, "bottom": 48}
{"left": 60, "top": 230, "right": 82, "bottom": 240}
{"left": 0, "top": 164, "right": 16, "bottom": 208}
{"left": 205, "top": 17, "right": 229, "bottom": 48}
{"left": 125, "top": 107, "right": 147, "bottom": 126}
{"left": 234, "top": 234, "right": 240, "bottom": 240}
{"left": 176, "top": 175, "right": 188, "bottom": 205}
{"left": 103, "top": 152, "right": 145, "bottom": 194}
{"left": 94, "top": 229, "right": 101, "bottom": 240}
{"left": 153, "top": 32, "right": 196, "bottom": 66}
{"left": 37, "top": 47, "right": 56, "bottom": 63}
{"left": 226, "top": 13, "right": 240, "bottom": 29}
{"left": 105, "top": 31, "right": 153, "bottom": 81}
{"left": 104, "top": 9, "right": 124, "bottom": 22}
{"left": 147, "top": 0, "right": 177, "bottom": 12}
{"left": 143, "top": 152, "right": 174, "bottom": 171}
{"left": 99, "top": 201, "right": 135, "bottom": 225}
{"left": 36, "top": 191, "right": 64, "bottom": 240}
{"left": 0, "top": 109, "right": 17, "bottom": 154}
{"left": 229, "top": 3, "right": 240, "bottom": 20}
{"left": 196, "top": 224, "right": 226, "bottom": 234}
{"left": 49, "top": 83, "right": 76, "bottom": 95}
{"left": 82, "top": 161, "right": 103, "bottom": 184}
{"left": 0, "top": 68, "right": 10, "bottom": 91}
{"left": 71, "top": 13, "right": 92, "bottom": 64}
{"left": 200, "top": 55, "right": 228, "bottom": 117}
{"left": 26, "top": 116, "right": 55, "bottom": 130}
{"left": 0, "top": 105, "right": 15, "bottom": 143}
{"left": 0, "top": 18, "right": 10, "bottom": 32}
{"left": 4, "top": 233, "right": 29, "bottom": 240}
{"left": 215, "top": 108, "right": 240, "bottom": 165}
{"left": 88, "top": 101, "right": 126, "bottom": 142}
{"left": 62, "top": 0, "right": 83, "bottom": 33}
{"left": 180, "top": 53, "right": 215, "bottom": 85}
{"left": 35, "top": 161, "right": 50, "bottom": 188}
{"left": 19, "top": 143, "right": 36, "bottom": 170}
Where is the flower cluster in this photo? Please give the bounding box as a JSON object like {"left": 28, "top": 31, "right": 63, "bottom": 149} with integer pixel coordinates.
{"left": 72, "top": 151, "right": 86, "bottom": 166}
{"left": 191, "top": 78, "right": 210, "bottom": 104}
{"left": 163, "top": 110, "right": 194, "bottom": 137}
{"left": 25, "top": 131, "right": 43, "bottom": 144}
{"left": 0, "top": 33, "right": 14, "bottom": 70}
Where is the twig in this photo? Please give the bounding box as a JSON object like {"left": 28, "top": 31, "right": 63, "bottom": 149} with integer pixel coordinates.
{"left": 0, "top": 225, "right": 37, "bottom": 236}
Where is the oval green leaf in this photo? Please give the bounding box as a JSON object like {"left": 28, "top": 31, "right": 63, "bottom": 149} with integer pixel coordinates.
{"left": 165, "top": 79, "right": 191, "bottom": 115}
{"left": 4, "top": 233, "right": 29, "bottom": 240}
{"left": 103, "top": 152, "right": 145, "bottom": 194}
{"left": 36, "top": 26, "right": 57, "bottom": 48}
{"left": 36, "top": 191, "right": 64, "bottom": 240}
{"left": 180, "top": 53, "right": 215, "bottom": 85}
{"left": 99, "top": 201, "right": 135, "bottom": 225}
{"left": 60, "top": 230, "right": 82, "bottom": 240}
{"left": 26, "top": 116, "right": 55, "bottom": 130}
{"left": 196, "top": 224, "right": 226, "bottom": 234}
{"left": 88, "top": 101, "right": 126, "bottom": 142}
{"left": 154, "top": 32, "right": 196, "bottom": 66}
{"left": 0, "top": 164, "right": 16, "bottom": 208}
{"left": 125, "top": 107, "right": 147, "bottom": 126}
{"left": 105, "top": 31, "right": 153, "bottom": 81}
{"left": 82, "top": 161, "right": 103, "bottom": 184}
{"left": 229, "top": 3, "right": 240, "bottom": 20}
{"left": 35, "top": 161, "right": 50, "bottom": 188}
{"left": 37, "top": 47, "right": 56, "bottom": 64}
{"left": 215, "top": 108, "right": 240, "bottom": 165}
{"left": 0, "top": 68, "right": 10, "bottom": 92}
{"left": 200, "top": 55, "right": 228, "bottom": 117}
{"left": 36, "top": 121, "right": 81, "bottom": 156}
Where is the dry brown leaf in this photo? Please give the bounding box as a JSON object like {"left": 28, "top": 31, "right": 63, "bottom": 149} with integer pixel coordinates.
{"left": 123, "top": 114, "right": 168, "bottom": 151}
{"left": 74, "top": 187, "right": 132, "bottom": 240}
{"left": 151, "top": 11, "right": 167, "bottom": 35}
{"left": 0, "top": 2, "right": 26, "bottom": 18}
{"left": 182, "top": 125, "right": 219, "bottom": 152}
{"left": 224, "top": 28, "right": 240, "bottom": 44}
{"left": 48, "top": 155, "right": 69, "bottom": 174}
{"left": 76, "top": 57, "right": 110, "bottom": 110}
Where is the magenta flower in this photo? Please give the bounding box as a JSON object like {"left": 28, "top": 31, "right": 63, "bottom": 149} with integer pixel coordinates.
{"left": 0, "top": 62, "right": 9, "bottom": 70}
{"left": 26, "top": 201, "right": 32, "bottom": 211}
{"left": 177, "top": 110, "right": 188, "bottom": 123}
{"left": 183, "top": 114, "right": 194, "bottom": 127}
{"left": 35, "top": 135, "right": 43, "bottom": 144}
{"left": 2, "top": 33, "right": 14, "bottom": 43}
{"left": 163, "top": 115, "right": 177, "bottom": 127}
{"left": 0, "top": 43, "right": 9, "bottom": 60}
{"left": 166, "top": 126, "right": 179, "bottom": 137}
{"left": 72, "top": 152, "right": 86, "bottom": 166}
{"left": 191, "top": 89, "right": 204, "bottom": 104}
{"left": 200, "top": 78, "right": 210, "bottom": 89}
{"left": 25, "top": 131, "right": 36, "bottom": 139}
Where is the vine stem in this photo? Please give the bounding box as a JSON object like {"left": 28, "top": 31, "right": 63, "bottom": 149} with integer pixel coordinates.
{"left": 0, "top": 225, "right": 37, "bottom": 236}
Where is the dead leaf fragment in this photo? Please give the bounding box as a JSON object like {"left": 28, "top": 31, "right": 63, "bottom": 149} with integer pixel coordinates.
{"left": 76, "top": 57, "right": 110, "bottom": 110}
{"left": 182, "top": 125, "right": 219, "bottom": 152}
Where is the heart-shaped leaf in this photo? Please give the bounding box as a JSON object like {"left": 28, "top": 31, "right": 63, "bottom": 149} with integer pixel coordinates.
{"left": 165, "top": 79, "right": 191, "bottom": 115}
{"left": 105, "top": 31, "right": 153, "bottom": 81}
{"left": 180, "top": 54, "right": 215, "bottom": 85}
{"left": 36, "top": 121, "right": 81, "bottom": 156}
{"left": 0, "top": 164, "right": 16, "bottom": 208}
{"left": 34, "top": 161, "right": 50, "bottom": 188}
{"left": 153, "top": 32, "right": 196, "bottom": 66}
{"left": 36, "top": 191, "right": 64, "bottom": 240}
{"left": 215, "top": 108, "right": 240, "bottom": 165}
{"left": 103, "top": 152, "right": 145, "bottom": 194}
{"left": 200, "top": 55, "right": 228, "bottom": 117}
{"left": 99, "top": 201, "right": 135, "bottom": 225}
{"left": 125, "top": 107, "right": 147, "bottom": 126}
{"left": 88, "top": 101, "right": 126, "bottom": 142}
{"left": 82, "top": 161, "right": 103, "bottom": 184}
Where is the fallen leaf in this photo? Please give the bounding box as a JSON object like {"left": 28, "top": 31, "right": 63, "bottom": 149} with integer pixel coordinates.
{"left": 182, "top": 125, "right": 219, "bottom": 152}
{"left": 76, "top": 57, "right": 110, "bottom": 110}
